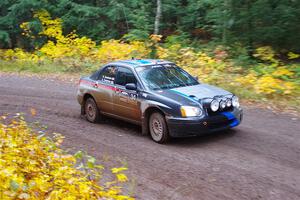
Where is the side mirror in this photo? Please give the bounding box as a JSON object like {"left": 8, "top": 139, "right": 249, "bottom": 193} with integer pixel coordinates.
{"left": 125, "top": 83, "right": 137, "bottom": 90}
{"left": 193, "top": 76, "right": 199, "bottom": 81}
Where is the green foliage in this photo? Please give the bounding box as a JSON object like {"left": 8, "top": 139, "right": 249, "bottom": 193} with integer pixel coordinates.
{"left": 1, "top": 0, "right": 300, "bottom": 53}
{"left": 229, "top": 43, "right": 254, "bottom": 66}
{"left": 164, "top": 32, "right": 191, "bottom": 47}
{"left": 123, "top": 30, "right": 149, "bottom": 41}
{"left": 0, "top": 30, "right": 9, "bottom": 46}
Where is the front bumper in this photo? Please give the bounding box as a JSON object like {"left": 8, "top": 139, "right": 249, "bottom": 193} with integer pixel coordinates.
{"left": 166, "top": 108, "right": 243, "bottom": 137}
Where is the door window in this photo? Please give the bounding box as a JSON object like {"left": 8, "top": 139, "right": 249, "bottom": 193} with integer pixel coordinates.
{"left": 98, "top": 66, "right": 116, "bottom": 84}
{"left": 90, "top": 70, "right": 100, "bottom": 80}
{"left": 115, "top": 67, "right": 137, "bottom": 86}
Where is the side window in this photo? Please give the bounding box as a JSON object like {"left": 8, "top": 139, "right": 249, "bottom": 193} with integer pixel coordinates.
{"left": 98, "top": 66, "right": 116, "bottom": 84}
{"left": 90, "top": 70, "right": 100, "bottom": 80}
{"left": 115, "top": 67, "right": 137, "bottom": 86}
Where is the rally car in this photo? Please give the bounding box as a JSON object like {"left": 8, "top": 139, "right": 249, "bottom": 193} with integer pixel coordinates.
{"left": 77, "top": 59, "right": 243, "bottom": 143}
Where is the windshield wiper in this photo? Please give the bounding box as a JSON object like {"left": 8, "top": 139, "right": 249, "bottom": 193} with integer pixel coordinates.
{"left": 186, "top": 82, "right": 196, "bottom": 86}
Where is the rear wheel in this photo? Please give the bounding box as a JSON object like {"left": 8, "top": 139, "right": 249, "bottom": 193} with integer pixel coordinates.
{"left": 84, "top": 98, "right": 101, "bottom": 123}
{"left": 149, "top": 112, "right": 169, "bottom": 143}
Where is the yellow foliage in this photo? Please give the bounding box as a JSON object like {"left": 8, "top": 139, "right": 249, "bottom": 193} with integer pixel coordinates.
{"left": 32, "top": 10, "right": 96, "bottom": 60}
{"left": 157, "top": 45, "right": 225, "bottom": 76}
{"left": 34, "top": 9, "right": 63, "bottom": 39}
{"left": 20, "top": 22, "right": 32, "bottom": 38}
{"left": 235, "top": 71, "right": 296, "bottom": 95}
{"left": 0, "top": 48, "right": 39, "bottom": 63}
{"left": 254, "top": 46, "right": 279, "bottom": 65}
{"left": 112, "top": 167, "right": 128, "bottom": 174}
{"left": 0, "top": 116, "right": 134, "bottom": 200}
{"left": 272, "top": 67, "right": 294, "bottom": 78}
{"left": 235, "top": 72, "right": 258, "bottom": 86}
{"left": 157, "top": 44, "right": 299, "bottom": 96}
{"left": 30, "top": 108, "right": 37, "bottom": 116}
{"left": 254, "top": 75, "right": 296, "bottom": 95}
{"left": 149, "top": 34, "right": 162, "bottom": 43}
{"left": 1, "top": 49, "right": 15, "bottom": 60}
{"left": 287, "top": 52, "right": 300, "bottom": 60}
{"left": 157, "top": 44, "right": 181, "bottom": 60}
{"left": 96, "top": 40, "right": 149, "bottom": 63}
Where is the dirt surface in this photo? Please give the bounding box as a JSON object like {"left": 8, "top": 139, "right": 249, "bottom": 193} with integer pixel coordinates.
{"left": 1, "top": 73, "right": 300, "bottom": 200}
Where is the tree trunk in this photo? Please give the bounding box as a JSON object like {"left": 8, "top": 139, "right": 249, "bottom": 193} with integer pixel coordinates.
{"left": 222, "top": 0, "right": 229, "bottom": 44}
{"left": 154, "top": 0, "right": 162, "bottom": 35}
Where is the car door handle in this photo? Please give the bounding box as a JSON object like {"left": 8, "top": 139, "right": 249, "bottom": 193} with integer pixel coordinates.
{"left": 115, "top": 88, "right": 121, "bottom": 94}
{"left": 93, "top": 83, "right": 98, "bottom": 88}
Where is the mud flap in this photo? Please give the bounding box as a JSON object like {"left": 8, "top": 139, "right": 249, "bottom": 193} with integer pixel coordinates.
{"left": 141, "top": 117, "right": 148, "bottom": 135}
{"left": 81, "top": 105, "right": 85, "bottom": 115}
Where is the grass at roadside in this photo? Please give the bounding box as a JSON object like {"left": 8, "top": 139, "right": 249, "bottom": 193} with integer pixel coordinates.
{"left": 0, "top": 60, "right": 98, "bottom": 74}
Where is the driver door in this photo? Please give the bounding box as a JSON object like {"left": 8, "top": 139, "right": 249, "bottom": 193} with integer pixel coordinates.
{"left": 113, "top": 66, "right": 141, "bottom": 123}
{"left": 93, "top": 65, "right": 116, "bottom": 114}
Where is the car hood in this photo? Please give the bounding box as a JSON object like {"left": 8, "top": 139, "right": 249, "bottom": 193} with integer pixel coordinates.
{"left": 154, "top": 84, "right": 231, "bottom": 105}
{"left": 171, "top": 84, "right": 231, "bottom": 99}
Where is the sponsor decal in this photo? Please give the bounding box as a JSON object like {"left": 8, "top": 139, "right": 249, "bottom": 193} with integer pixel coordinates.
{"left": 81, "top": 80, "right": 138, "bottom": 104}
{"left": 101, "top": 76, "right": 114, "bottom": 84}
{"left": 80, "top": 79, "right": 116, "bottom": 91}
{"left": 170, "top": 89, "right": 199, "bottom": 103}
{"left": 79, "top": 79, "right": 94, "bottom": 87}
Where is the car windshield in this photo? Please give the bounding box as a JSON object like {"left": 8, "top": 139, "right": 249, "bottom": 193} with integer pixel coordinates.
{"left": 135, "top": 64, "right": 199, "bottom": 90}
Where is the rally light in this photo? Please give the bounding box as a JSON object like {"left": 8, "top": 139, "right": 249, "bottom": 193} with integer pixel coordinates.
{"left": 232, "top": 96, "right": 240, "bottom": 108}
{"left": 226, "top": 99, "right": 232, "bottom": 107}
{"left": 220, "top": 100, "right": 226, "bottom": 109}
{"left": 210, "top": 100, "right": 219, "bottom": 112}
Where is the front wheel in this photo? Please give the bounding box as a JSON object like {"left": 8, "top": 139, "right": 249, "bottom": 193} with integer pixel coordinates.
{"left": 84, "top": 98, "right": 101, "bottom": 123}
{"left": 149, "top": 112, "right": 170, "bottom": 143}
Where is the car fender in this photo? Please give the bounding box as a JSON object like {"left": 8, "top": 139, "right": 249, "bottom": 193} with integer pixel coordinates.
{"left": 140, "top": 100, "right": 173, "bottom": 135}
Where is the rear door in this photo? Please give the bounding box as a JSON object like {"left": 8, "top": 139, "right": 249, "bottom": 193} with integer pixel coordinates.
{"left": 93, "top": 65, "right": 117, "bottom": 114}
{"left": 114, "top": 66, "right": 141, "bottom": 123}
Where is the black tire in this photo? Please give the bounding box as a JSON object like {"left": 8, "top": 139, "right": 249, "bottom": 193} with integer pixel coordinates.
{"left": 149, "top": 112, "right": 170, "bottom": 143}
{"left": 84, "top": 98, "right": 101, "bottom": 123}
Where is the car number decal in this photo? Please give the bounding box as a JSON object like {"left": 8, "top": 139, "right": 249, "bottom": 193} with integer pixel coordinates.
{"left": 129, "top": 93, "right": 137, "bottom": 100}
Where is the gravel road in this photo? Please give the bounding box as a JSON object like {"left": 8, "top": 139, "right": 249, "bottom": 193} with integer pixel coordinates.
{"left": 0, "top": 73, "right": 299, "bottom": 200}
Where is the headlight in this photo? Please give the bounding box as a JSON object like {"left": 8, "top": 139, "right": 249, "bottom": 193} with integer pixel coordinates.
{"left": 210, "top": 100, "right": 219, "bottom": 112}
{"left": 226, "top": 99, "right": 232, "bottom": 107}
{"left": 180, "top": 106, "right": 202, "bottom": 117}
{"left": 232, "top": 96, "right": 240, "bottom": 107}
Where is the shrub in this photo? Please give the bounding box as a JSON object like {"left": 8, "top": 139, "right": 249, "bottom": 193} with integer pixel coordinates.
{"left": 0, "top": 115, "right": 134, "bottom": 200}
{"left": 96, "top": 40, "right": 149, "bottom": 63}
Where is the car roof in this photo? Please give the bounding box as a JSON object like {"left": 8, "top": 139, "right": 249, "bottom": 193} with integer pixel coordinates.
{"left": 109, "top": 59, "right": 174, "bottom": 68}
